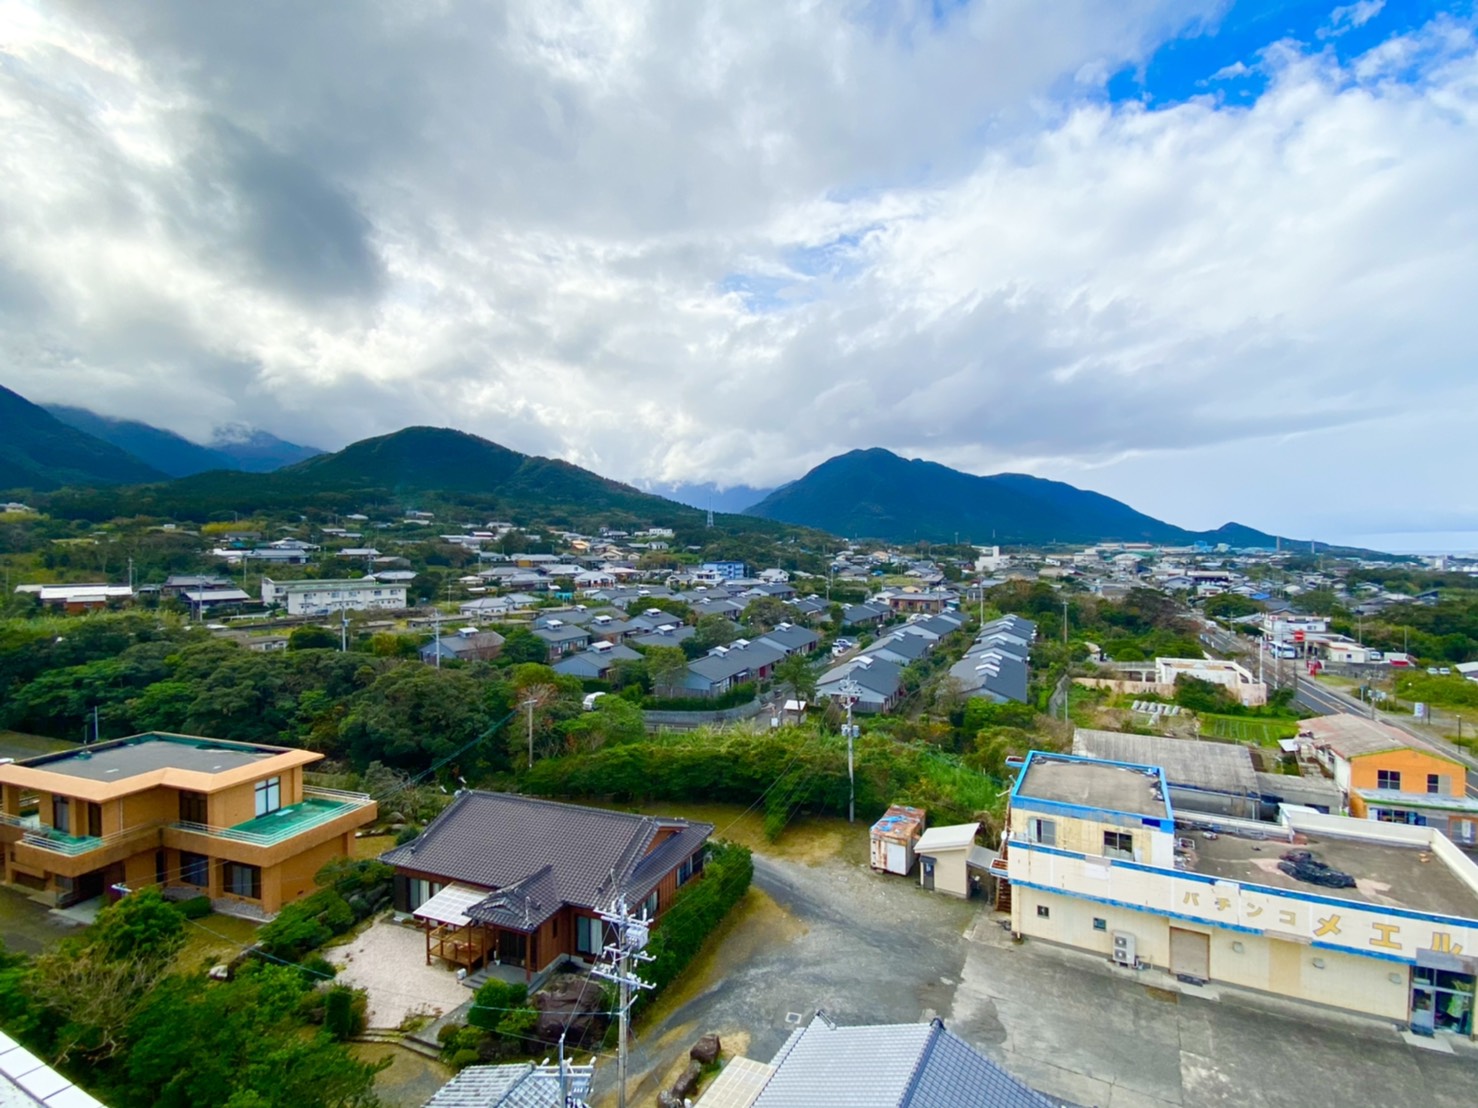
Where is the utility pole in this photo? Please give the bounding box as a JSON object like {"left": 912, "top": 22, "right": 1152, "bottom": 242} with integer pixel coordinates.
{"left": 592, "top": 897, "right": 655, "bottom": 1108}
{"left": 340, "top": 609, "right": 349, "bottom": 652}
{"left": 837, "top": 678, "right": 861, "bottom": 823}
{"left": 1062, "top": 598, "right": 1069, "bottom": 646}
{"left": 523, "top": 697, "right": 538, "bottom": 768}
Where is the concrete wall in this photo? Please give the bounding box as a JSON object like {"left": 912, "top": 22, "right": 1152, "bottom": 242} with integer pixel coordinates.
{"left": 1015, "top": 886, "right": 1411, "bottom": 1023}
{"left": 1348, "top": 749, "right": 1465, "bottom": 797}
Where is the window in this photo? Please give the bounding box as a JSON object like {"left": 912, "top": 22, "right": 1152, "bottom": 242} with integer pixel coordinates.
{"left": 407, "top": 878, "right": 441, "bottom": 912}
{"left": 678, "top": 853, "right": 699, "bottom": 887}
{"left": 1377, "top": 770, "right": 1401, "bottom": 791}
{"left": 179, "top": 790, "right": 207, "bottom": 825}
{"left": 1103, "top": 831, "right": 1133, "bottom": 856}
{"left": 52, "top": 796, "right": 70, "bottom": 834}
{"left": 1428, "top": 774, "right": 1444, "bottom": 795}
{"left": 576, "top": 915, "right": 605, "bottom": 956}
{"left": 85, "top": 802, "right": 103, "bottom": 838}
{"left": 1093, "top": 918, "right": 1107, "bottom": 932}
{"left": 254, "top": 777, "right": 282, "bottom": 817}
{"left": 641, "top": 890, "right": 658, "bottom": 920}
{"left": 1036, "top": 905, "right": 1050, "bottom": 919}
{"left": 224, "top": 862, "right": 261, "bottom": 900}
{"left": 1029, "top": 818, "right": 1056, "bottom": 846}
{"left": 180, "top": 851, "right": 210, "bottom": 887}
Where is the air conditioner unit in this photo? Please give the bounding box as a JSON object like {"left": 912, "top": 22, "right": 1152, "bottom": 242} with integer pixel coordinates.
{"left": 1112, "top": 931, "right": 1137, "bottom": 968}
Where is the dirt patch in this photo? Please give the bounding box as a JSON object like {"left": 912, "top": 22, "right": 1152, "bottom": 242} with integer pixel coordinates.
{"left": 353, "top": 833, "right": 397, "bottom": 861}
{"left": 173, "top": 913, "right": 262, "bottom": 975}
{"left": 1143, "top": 986, "right": 1180, "bottom": 1004}
{"left": 351, "top": 1042, "right": 453, "bottom": 1108}
{"left": 620, "top": 800, "right": 870, "bottom": 866}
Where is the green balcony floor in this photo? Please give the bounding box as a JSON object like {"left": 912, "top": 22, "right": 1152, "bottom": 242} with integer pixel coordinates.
{"left": 225, "top": 797, "right": 354, "bottom": 843}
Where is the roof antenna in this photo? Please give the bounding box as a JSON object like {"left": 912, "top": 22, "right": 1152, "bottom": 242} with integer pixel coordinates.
{"left": 814, "top": 1009, "right": 836, "bottom": 1030}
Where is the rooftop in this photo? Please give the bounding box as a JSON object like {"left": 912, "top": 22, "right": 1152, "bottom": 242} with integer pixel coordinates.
{"left": 12, "top": 733, "right": 293, "bottom": 782}
{"left": 1301, "top": 715, "right": 1425, "bottom": 759}
{"left": 1188, "top": 830, "right": 1478, "bottom": 918}
{"left": 1014, "top": 753, "right": 1171, "bottom": 820}
{"left": 1073, "top": 730, "right": 1258, "bottom": 797}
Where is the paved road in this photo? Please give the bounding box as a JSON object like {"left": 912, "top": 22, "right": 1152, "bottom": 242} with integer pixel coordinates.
{"left": 612, "top": 853, "right": 1477, "bottom": 1108}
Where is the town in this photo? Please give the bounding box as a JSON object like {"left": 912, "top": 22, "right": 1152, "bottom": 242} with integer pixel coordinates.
{"left": 3, "top": 484, "right": 1478, "bottom": 1107}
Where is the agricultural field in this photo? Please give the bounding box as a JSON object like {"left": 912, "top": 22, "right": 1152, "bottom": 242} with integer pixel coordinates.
{"left": 1197, "top": 713, "right": 1298, "bottom": 746}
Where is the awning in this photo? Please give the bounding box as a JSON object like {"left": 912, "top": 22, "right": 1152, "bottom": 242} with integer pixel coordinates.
{"left": 967, "top": 845, "right": 999, "bottom": 872}
{"left": 413, "top": 882, "right": 491, "bottom": 927}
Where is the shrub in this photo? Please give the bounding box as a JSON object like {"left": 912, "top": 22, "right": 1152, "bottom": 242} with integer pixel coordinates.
{"left": 323, "top": 985, "right": 365, "bottom": 1040}
{"left": 449, "top": 1048, "right": 480, "bottom": 1070}
{"left": 257, "top": 889, "right": 357, "bottom": 961}
{"left": 394, "top": 825, "right": 420, "bottom": 846}
{"left": 469, "top": 980, "right": 528, "bottom": 1032}
{"left": 177, "top": 895, "right": 213, "bottom": 920}
{"left": 644, "top": 841, "right": 753, "bottom": 996}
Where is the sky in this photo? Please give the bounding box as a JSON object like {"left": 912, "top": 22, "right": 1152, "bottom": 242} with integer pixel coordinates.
{"left": 2, "top": 1, "right": 1477, "bottom": 548}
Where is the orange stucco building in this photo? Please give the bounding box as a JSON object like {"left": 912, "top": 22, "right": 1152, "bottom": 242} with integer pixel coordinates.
{"left": 0, "top": 732, "right": 376, "bottom": 914}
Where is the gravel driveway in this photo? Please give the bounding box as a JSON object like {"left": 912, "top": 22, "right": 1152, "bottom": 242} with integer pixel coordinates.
{"left": 332, "top": 918, "right": 472, "bottom": 1030}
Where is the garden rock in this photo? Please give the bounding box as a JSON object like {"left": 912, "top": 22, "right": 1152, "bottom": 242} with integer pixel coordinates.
{"left": 690, "top": 1034, "right": 721, "bottom": 1065}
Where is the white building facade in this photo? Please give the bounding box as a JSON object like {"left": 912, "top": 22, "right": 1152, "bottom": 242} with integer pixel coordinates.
{"left": 261, "top": 577, "right": 407, "bottom": 615}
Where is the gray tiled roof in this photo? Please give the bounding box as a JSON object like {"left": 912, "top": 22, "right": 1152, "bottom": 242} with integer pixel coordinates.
{"left": 382, "top": 792, "right": 712, "bottom": 929}
{"left": 422, "top": 1061, "right": 594, "bottom": 1108}
{"left": 753, "top": 1017, "right": 1058, "bottom": 1108}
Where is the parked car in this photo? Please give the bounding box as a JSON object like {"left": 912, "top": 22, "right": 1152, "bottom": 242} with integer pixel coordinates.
{"left": 1439, "top": 667, "right": 1452, "bottom": 676}
{"left": 1427, "top": 666, "right": 1440, "bottom": 675}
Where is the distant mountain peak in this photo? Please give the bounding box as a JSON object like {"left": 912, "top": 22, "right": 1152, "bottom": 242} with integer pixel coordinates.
{"left": 746, "top": 446, "right": 1291, "bottom": 547}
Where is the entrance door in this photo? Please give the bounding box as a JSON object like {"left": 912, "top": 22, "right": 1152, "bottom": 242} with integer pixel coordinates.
{"left": 920, "top": 857, "right": 936, "bottom": 891}
{"left": 1169, "top": 927, "right": 1210, "bottom": 982}
{"left": 886, "top": 842, "right": 907, "bottom": 874}
{"left": 1412, "top": 966, "right": 1475, "bottom": 1037}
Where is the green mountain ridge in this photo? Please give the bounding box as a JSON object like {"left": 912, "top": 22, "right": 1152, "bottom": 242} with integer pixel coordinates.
{"left": 0, "top": 385, "right": 166, "bottom": 491}
{"left": 45, "top": 406, "right": 322, "bottom": 476}
{"left": 745, "top": 447, "right": 1310, "bottom": 548}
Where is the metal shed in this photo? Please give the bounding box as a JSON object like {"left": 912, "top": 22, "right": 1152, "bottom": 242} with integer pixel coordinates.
{"left": 869, "top": 805, "right": 926, "bottom": 875}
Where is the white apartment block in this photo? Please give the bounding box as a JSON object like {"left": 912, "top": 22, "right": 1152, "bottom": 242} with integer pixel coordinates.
{"left": 260, "top": 577, "right": 407, "bottom": 616}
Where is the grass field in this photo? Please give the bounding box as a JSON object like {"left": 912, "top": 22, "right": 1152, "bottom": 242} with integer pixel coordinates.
{"left": 1198, "top": 714, "right": 1299, "bottom": 746}
{"left": 0, "top": 730, "right": 75, "bottom": 760}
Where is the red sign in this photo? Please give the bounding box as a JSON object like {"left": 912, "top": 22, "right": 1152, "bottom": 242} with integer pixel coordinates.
{"left": 1293, "top": 630, "right": 1305, "bottom": 643}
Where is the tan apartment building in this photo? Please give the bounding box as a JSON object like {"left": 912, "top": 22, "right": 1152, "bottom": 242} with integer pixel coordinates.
{"left": 999, "top": 751, "right": 1478, "bottom": 1040}
{"left": 0, "top": 732, "right": 376, "bottom": 914}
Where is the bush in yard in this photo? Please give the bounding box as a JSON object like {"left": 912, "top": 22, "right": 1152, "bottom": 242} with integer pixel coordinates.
{"left": 468, "top": 980, "right": 528, "bottom": 1032}
{"left": 644, "top": 841, "right": 753, "bottom": 996}
{"left": 257, "top": 888, "right": 356, "bottom": 961}
{"left": 323, "top": 985, "right": 365, "bottom": 1040}
{"left": 176, "top": 895, "right": 212, "bottom": 920}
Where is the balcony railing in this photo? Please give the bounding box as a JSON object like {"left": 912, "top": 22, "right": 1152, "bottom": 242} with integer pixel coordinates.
{"left": 8, "top": 789, "right": 373, "bottom": 857}
{"left": 171, "top": 790, "right": 373, "bottom": 847}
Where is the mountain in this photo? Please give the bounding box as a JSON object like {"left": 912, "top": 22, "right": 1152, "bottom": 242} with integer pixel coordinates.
{"left": 45, "top": 426, "right": 792, "bottom": 535}
{"left": 640, "top": 481, "right": 776, "bottom": 514}
{"left": 208, "top": 424, "right": 323, "bottom": 472}
{"left": 46, "top": 406, "right": 234, "bottom": 478}
{"left": 0, "top": 385, "right": 166, "bottom": 491}
{"left": 44, "top": 406, "right": 322, "bottom": 477}
{"left": 746, "top": 448, "right": 1289, "bottom": 547}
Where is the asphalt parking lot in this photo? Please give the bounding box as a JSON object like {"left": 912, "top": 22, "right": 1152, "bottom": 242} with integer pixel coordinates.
{"left": 620, "top": 852, "right": 1478, "bottom": 1108}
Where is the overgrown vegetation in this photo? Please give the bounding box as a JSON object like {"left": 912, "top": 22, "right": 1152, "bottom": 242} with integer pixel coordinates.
{"left": 0, "top": 890, "right": 381, "bottom": 1107}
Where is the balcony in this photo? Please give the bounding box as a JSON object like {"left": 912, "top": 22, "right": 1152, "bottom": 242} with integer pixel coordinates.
{"left": 170, "top": 788, "right": 374, "bottom": 848}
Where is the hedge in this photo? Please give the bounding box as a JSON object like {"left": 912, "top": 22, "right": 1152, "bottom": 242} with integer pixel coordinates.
{"left": 644, "top": 840, "right": 753, "bottom": 997}
{"left": 641, "top": 682, "right": 757, "bottom": 712}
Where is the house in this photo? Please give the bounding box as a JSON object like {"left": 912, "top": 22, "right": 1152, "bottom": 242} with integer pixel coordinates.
{"left": 947, "top": 647, "right": 1029, "bottom": 704}
{"left": 787, "top": 596, "right": 831, "bottom": 623}
{"left": 423, "top": 1061, "right": 593, "bottom": 1108}
{"left": 459, "top": 596, "right": 515, "bottom": 620}
{"left": 701, "top": 561, "right": 746, "bottom": 580}
{"left": 1153, "top": 658, "right": 1267, "bottom": 708}
{"left": 1303, "top": 715, "right": 1478, "bottom": 845}
{"left": 0, "top": 1030, "right": 105, "bottom": 1107}
{"left": 34, "top": 584, "right": 134, "bottom": 612}
{"left": 532, "top": 623, "right": 592, "bottom": 660}
{"left": 0, "top": 732, "right": 376, "bottom": 913}
{"left": 914, "top": 822, "right": 983, "bottom": 898}
{"left": 181, "top": 587, "right": 253, "bottom": 613}
{"left": 380, "top": 793, "right": 711, "bottom": 982}
{"left": 755, "top": 622, "right": 820, "bottom": 658}
{"left": 421, "top": 628, "right": 506, "bottom": 665}
{"left": 681, "top": 640, "right": 785, "bottom": 697}
{"left": 817, "top": 656, "right": 904, "bottom": 714}
{"left": 857, "top": 631, "right": 930, "bottom": 666}
{"left": 694, "top": 1013, "right": 1056, "bottom": 1108}
{"left": 896, "top": 612, "right": 966, "bottom": 643}
{"left": 162, "top": 574, "right": 233, "bottom": 596}
{"left": 552, "top": 642, "right": 643, "bottom": 680}
{"left": 876, "top": 588, "right": 953, "bottom": 615}
{"left": 1001, "top": 750, "right": 1478, "bottom": 1039}
{"left": 260, "top": 577, "right": 406, "bottom": 615}
{"left": 840, "top": 602, "right": 890, "bottom": 629}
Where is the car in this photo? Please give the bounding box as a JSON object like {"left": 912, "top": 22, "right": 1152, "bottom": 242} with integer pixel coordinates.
{"left": 1427, "top": 667, "right": 1440, "bottom": 675}
{"left": 1439, "top": 667, "right": 1452, "bottom": 676}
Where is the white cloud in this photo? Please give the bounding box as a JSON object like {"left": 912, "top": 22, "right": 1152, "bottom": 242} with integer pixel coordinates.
{"left": 1, "top": 2, "right": 1477, "bottom": 539}
{"left": 1321, "top": 1, "right": 1386, "bottom": 40}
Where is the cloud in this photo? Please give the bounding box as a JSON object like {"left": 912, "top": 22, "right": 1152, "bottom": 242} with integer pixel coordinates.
{"left": 1321, "top": 1, "right": 1386, "bottom": 40}
{"left": 1, "top": 1, "right": 1476, "bottom": 540}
